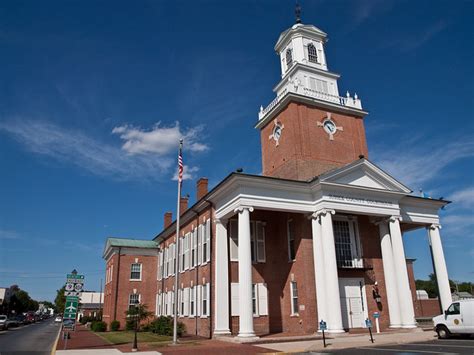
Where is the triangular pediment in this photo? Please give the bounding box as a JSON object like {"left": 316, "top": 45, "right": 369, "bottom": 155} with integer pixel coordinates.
{"left": 319, "top": 159, "right": 411, "bottom": 193}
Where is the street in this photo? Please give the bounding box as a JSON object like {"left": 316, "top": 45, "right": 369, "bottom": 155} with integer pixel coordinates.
{"left": 0, "top": 318, "right": 60, "bottom": 355}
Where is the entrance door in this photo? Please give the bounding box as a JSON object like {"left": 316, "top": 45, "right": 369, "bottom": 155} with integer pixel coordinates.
{"left": 339, "top": 278, "right": 368, "bottom": 329}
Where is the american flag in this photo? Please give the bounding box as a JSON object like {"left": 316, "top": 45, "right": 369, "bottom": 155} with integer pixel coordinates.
{"left": 178, "top": 142, "right": 183, "bottom": 183}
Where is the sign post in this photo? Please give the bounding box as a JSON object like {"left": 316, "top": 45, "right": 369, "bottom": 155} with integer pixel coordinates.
{"left": 319, "top": 320, "right": 327, "bottom": 348}
{"left": 62, "top": 270, "right": 84, "bottom": 349}
{"left": 365, "top": 318, "right": 374, "bottom": 343}
{"left": 373, "top": 312, "right": 380, "bottom": 334}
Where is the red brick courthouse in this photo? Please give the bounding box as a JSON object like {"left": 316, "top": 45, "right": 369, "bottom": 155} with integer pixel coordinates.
{"left": 102, "top": 19, "right": 452, "bottom": 340}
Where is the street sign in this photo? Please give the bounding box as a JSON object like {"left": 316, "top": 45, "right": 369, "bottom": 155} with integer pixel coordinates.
{"left": 67, "top": 274, "right": 85, "bottom": 280}
{"left": 365, "top": 319, "right": 373, "bottom": 328}
{"left": 65, "top": 283, "right": 75, "bottom": 291}
{"left": 373, "top": 312, "right": 380, "bottom": 319}
{"left": 64, "top": 291, "right": 81, "bottom": 297}
{"left": 74, "top": 283, "right": 83, "bottom": 292}
{"left": 319, "top": 320, "right": 327, "bottom": 331}
{"left": 64, "top": 298, "right": 78, "bottom": 320}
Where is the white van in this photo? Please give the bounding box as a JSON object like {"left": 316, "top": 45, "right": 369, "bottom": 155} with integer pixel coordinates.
{"left": 433, "top": 299, "right": 474, "bottom": 338}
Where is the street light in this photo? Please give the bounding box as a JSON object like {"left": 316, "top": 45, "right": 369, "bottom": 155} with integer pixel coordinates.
{"left": 132, "top": 300, "right": 139, "bottom": 352}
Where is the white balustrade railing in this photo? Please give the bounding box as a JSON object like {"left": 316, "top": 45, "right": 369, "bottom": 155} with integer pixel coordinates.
{"left": 259, "top": 85, "right": 362, "bottom": 120}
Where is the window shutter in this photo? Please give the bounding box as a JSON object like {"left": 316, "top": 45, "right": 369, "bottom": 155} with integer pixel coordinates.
{"left": 164, "top": 248, "right": 168, "bottom": 277}
{"left": 170, "top": 244, "right": 175, "bottom": 275}
{"left": 156, "top": 294, "right": 159, "bottom": 315}
{"left": 231, "top": 283, "right": 239, "bottom": 316}
{"left": 184, "top": 234, "right": 189, "bottom": 270}
{"left": 206, "top": 282, "right": 211, "bottom": 316}
{"left": 206, "top": 219, "right": 211, "bottom": 263}
{"left": 197, "top": 225, "right": 202, "bottom": 265}
{"left": 193, "top": 228, "right": 197, "bottom": 267}
{"left": 157, "top": 252, "right": 162, "bottom": 280}
{"left": 184, "top": 288, "right": 190, "bottom": 316}
{"left": 196, "top": 285, "right": 202, "bottom": 316}
{"left": 256, "top": 222, "right": 266, "bottom": 262}
{"left": 258, "top": 283, "right": 268, "bottom": 316}
{"left": 230, "top": 220, "right": 238, "bottom": 261}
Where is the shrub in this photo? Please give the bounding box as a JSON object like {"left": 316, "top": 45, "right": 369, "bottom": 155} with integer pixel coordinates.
{"left": 91, "top": 321, "right": 107, "bottom": 332}
{"left": 149, "top": 316, "right": 185, "bottom": 337}
{"left": 110, "top": 320, "right": 120, "bottom": 331}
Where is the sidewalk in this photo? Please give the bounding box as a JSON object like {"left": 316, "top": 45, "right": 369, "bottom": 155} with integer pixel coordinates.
{"left": 255, "top": 329, "right": 437, "bottom": 353}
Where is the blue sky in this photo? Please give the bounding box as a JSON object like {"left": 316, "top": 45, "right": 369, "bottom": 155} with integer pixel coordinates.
{"left": 0, "top": 0, "right": 473, "bottom": 302}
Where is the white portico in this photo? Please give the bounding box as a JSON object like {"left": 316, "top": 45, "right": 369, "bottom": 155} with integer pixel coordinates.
{"left": 210, "top": 159, "right": 451, "bottom": 337}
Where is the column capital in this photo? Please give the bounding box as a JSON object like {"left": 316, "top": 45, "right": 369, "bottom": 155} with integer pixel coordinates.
{"left": 388, "top": 215, "right": 402, "bottom": 223}
{"left": 234, "top": 206, "right": 254, "bottom": 214}
{"left": 428, "top": 223, "right": 442, "bottom": 231}
{"left": 310, "top": 208, "right": 335, "bottom": 219}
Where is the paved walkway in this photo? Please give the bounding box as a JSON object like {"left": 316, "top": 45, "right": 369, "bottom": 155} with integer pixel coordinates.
{"left": 255, "top": 329, "right": 437, "bottom": 352}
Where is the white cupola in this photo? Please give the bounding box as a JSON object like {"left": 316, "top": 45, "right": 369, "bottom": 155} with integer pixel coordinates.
{"left": 257, "top": 13, "right": 363, "bottom": 123}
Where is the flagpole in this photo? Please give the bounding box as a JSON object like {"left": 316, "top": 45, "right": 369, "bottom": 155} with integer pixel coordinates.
{"left": 173, "top": 139, "right": 183, "bottom": 345}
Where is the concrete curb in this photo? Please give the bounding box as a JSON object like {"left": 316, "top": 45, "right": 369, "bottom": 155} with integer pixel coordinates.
{"left": 51, "top": 326, "right": 62, "bottom": 355}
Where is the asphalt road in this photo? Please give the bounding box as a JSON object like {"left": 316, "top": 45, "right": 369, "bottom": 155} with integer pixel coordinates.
{"left": 0, "top": 318, "right": 61, "bottom": 355}
{"left": 309, "top": 337, "right": 474, "bottom": 354}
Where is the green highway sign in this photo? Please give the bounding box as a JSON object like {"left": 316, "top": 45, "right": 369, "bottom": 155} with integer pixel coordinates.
{"left": 63, "top": 297, "right": 79, "bottom": 320}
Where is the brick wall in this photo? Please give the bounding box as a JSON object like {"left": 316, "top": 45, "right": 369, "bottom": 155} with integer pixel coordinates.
{"left": 260, "top": 102, "right": 368, "bottom": 180}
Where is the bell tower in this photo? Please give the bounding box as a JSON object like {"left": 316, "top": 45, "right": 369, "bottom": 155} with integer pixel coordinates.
{"left": 256, "top": 15, "right": 369, "bottom": 181}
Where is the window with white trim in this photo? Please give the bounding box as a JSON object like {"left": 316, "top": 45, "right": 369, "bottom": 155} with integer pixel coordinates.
{"left": 130, "top": 263, "right": 142, "bottom": 280}
{"left": 202, "top": 220, "right": 211, "bottom": 263}
{"left": 169, "top": 243, "right": 175, "bottom": 276}
{"left": 191, "top": 228, "right": 197, "bottom": 268}
{"left": 201, "top": 283, "right": 210, "bottom": 317}
{"left": 307, "top": 43, "right": 318, "bottom": 63}
{"left": 180, "top": 288, "right": 184, "bottom": 316}
{"left": 197, "top": 225, "right": 202, "bottom": 265}
{"left": 164, "top": 248, "right": 169, "bottom": 277}
{"left": 333, "top": 216, "right": 362, "bottom": 268}
{"left": 156, "top": 292, "right": 162, "bottom": 316}
{"left": 128, "top": 293, "right": 140, "bottom": 310}
{"left": 189, "top": 286, "right": 195, "bottom": 317}
{"left": 180, "top": 237, "right": 185, "bottom": 272}
{"left": 231, "top": 283, "right": 268, "bottom": 317}
{"left": 184, "top": 233, "right": 190, "bottom": 270}
{"left": 290, "top": 281, "right": 299, "bottom": 315}
{"left": 157, "top": 251, "right": 162, "bottom": 280}
{"left": 287, "top": 219, "right": 296, "bottom": 261}
{"left": 230, "top": 220, "right": 266, "bottom": 263}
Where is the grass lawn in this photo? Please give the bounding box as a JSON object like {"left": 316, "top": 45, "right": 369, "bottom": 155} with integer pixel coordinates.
{"left": 97, "top": 331, "right": 172, "bottom": 345}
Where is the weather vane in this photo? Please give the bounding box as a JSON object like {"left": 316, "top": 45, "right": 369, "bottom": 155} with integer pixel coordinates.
{"left": 295, "top": 1, "right": 302, "bottom": 24}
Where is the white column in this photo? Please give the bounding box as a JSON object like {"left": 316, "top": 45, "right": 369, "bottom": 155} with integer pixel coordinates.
{"left": 319, "top": 209, "right": 344, "bottom": 333}
{"left": 214, "top": 218, "right": 231, "bottom": 335}
{"left": 388, "top": 216, "right": 416, "bottom": 328}
{"left": 428, "top": 224, "right": 452, "bottom": 311}
{"left": 235, "top": 206, "right": 256, "bottom": 338}
{"left": 310, "top": 213, "right": 327, "bottom": 328}
{"left": 377, "top": 221, "right": 402, "bottom": 328}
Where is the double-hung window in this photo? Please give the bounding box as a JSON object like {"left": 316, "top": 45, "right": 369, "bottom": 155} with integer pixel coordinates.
{"left": 307, "top": 43, "right": 318, "bottom": 63}
{"left": 190, "top": 286, "right": 195, "bottom": 317}
{"left": 333, "top": 216, "right": 362, "bottom": 268}
{"left": 130, "top": 263, "right": 142, "bottom": 280}
{"left": 230, "top": 220, "right": 266, "bottom": 263}
{"left": 202, "top": 219, "right": 211, "bottom": 263}
{"left": 201, "top": 283, "right": 210, "bottom": 317}
{"left": 290, "top": 281, "right": 299, "bottom": 315}
{"left": 128, "top": 293, "right": 140, "bottom": 310}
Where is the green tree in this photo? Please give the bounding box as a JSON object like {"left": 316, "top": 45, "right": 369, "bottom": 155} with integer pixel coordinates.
{"left": 54, "top": 286, "right": 66, "bottom": 314}
{"left": 125, "top": 303, "right": 153, "bottom": 330}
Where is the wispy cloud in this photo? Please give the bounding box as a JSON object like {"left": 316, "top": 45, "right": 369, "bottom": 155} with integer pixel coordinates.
{"left": 374, "top": 136, "right": 474, "bottom": 189}
{"left": 172, "top": 164, "right": 199, "bottom": 182}
{"left": 441, "top": 213, "right": 474, "bottom": 235}
{"left": 0, "top": 119, "right": 208, "bottom": 182}
{"left": 0, "top": 230, "right": 22, "bottom": 240}
{"left": 382, "top": 20, "right": 448, "bottom": 52}
{"left": 449, "top": 187, "right": 474, "bottom": 210}
{"left": 112, "top": 122, "right": 208, "bottom": 156}
{"left": 344, "top": 0, "right": 395, "bottom": 33}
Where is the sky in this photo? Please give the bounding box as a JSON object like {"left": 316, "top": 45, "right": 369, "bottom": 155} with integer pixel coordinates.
{"left": 0, "top": 0, "right": 473, "bottom": 302}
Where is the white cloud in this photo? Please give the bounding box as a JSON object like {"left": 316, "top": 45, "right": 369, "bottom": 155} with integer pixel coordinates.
{"left": 0, "top": 119, "right": 179, "bottom": 181}
{"left": 374, "top": 138, "right": 474, "bottom": 190}
{"left": 448, "top": 187, "right": 474, "bottom": 209}
{"left": 112, "top": 122, "right": 209, "bottom": 156}
{"left": 172, "top": 165, "right": 199, "bottom": 181}
{"left": 441, "top": 213, "right": 474, "bottom": 235}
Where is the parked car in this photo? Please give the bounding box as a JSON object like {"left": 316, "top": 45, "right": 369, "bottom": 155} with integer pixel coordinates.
{"left": 54, "top": 316, "right": 62, "bottom": 323}
{"left": 0, "top": 315, "right": 7, "bottom": 330}
{"left": 13, "top": 314, "right": 26, "bottom": 325}
{"left": 5, "top": 317, "right": 21, "bottom": 329}
{"left": 25, "top": 313, "right": 36, "bottom": 324}
{"left": 433, "top": 299, "right": 474, "bottom": 338}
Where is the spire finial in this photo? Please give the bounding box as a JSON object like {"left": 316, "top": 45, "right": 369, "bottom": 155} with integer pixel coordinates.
{"left": 295, "top": 1, "right": 302, "bottom": 24}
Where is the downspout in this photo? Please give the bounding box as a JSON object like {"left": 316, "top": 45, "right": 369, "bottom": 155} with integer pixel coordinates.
{"left": 113, "top": 246, "right": 122, "bottom": 321}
